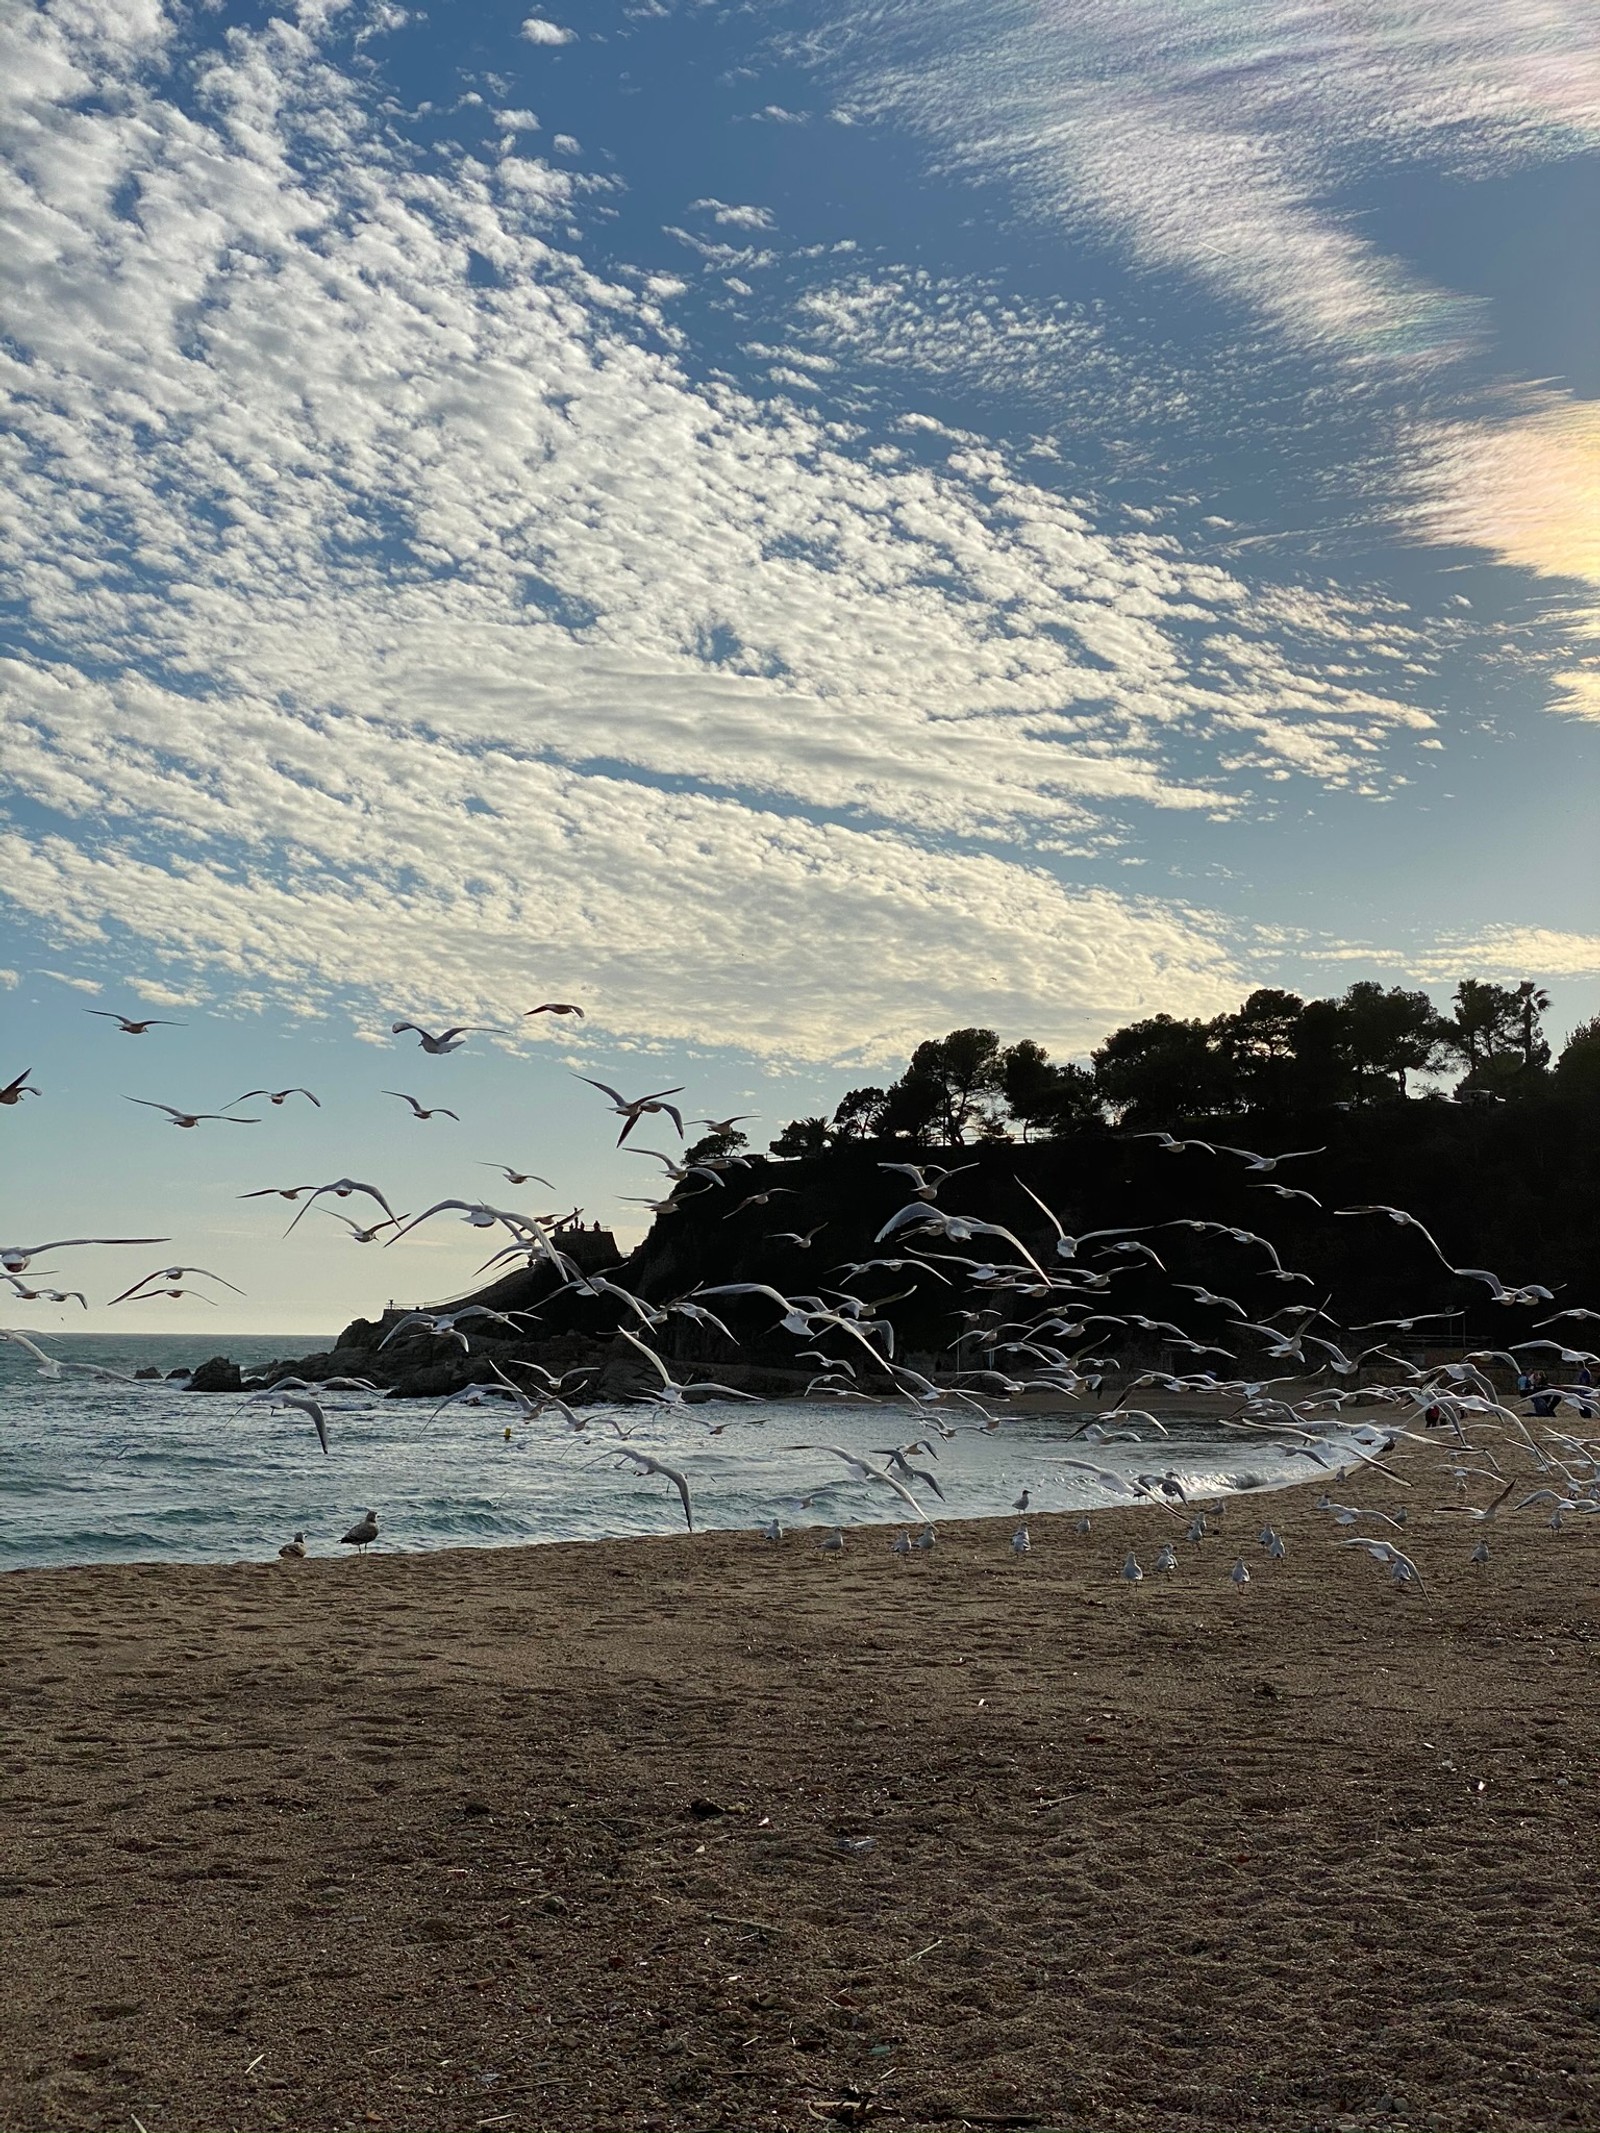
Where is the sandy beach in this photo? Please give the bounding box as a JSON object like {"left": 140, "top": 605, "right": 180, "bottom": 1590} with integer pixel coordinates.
{"left": 4, "top": 1458, "right": 1599, "bottom": 2133}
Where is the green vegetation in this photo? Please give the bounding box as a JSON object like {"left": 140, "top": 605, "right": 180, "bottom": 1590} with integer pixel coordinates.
{"left": 771, "top": 978, "right": 1585, "bottom": 1150}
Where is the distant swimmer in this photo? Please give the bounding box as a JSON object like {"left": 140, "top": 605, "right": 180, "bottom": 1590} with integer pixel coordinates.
{"left": 340, "top": 1509, "right": 379, "bottom": 1554}
{"left": 279, "top": 1531, "right": 307, "bottom": 1559}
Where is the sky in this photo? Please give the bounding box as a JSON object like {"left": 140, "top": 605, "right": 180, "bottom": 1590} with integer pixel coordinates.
{"left": 3, "top": 0, "right": 1598, "bottom": 1333}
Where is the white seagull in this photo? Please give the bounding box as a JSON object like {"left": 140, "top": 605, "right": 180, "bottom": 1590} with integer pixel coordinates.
{"left": 390, "top": 1022, "right": 490, "bottom": 1054}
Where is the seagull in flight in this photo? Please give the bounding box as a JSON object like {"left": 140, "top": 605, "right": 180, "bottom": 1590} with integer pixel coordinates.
{"left": 1, "top": 1235, "right": 168, "bottom": 1273}
{"left": 321, "top": 1209, "right": 406, "bottom": 1243}
{"left": 225, "top": 1087, "right": 321, "bottom": 1109}
{"left": 786, "top": 1443, "right": 936, "bottom": 1523}
{"left": 126, "top": 1099, "right": 258, "bottom": 1128}
{"left": 87, "top": 1011, "right": 186, "bottom": 1033}
{"left": 1216, "top": 1144, "right": 1324, "bottom": 1172}
{"left": 282, "top": 1179, "right": 398, "bottom": 1236}
{"left": 1340, "top": 1536, "right": 1427, "bottom": 1593}
{"left": 385, "top": 1090, "right": 460, "bottom": 1122}
{"left": 609, "top": 1448, "right": 696, "bottom": 1532}
{"left": 578, "top": 1077, "right": 686, "bottom": 1144}
{"left": 524, "top": 1002, "right": 584, "bottom": 1019}
{"left": 877, "top": 1201, "right": 1050, "bottom": 1280}
{"left": 480, "top": 1164, "right": 554, "bottom": 1187}
{"left": 0, "top": 1070, "right": 38, "bottom": 1105}
{"left": 390, "top": 1022, "right": 490, "bottom": 1054}
{"left": 107, "top": 1265, "right": 246, "bottom": 1305}
{"left": 1011, "top": 1180, "right": 1146, "bottom": 1263}
{"left": 878, "top": 1160, "right": 978, "bottom": 1200}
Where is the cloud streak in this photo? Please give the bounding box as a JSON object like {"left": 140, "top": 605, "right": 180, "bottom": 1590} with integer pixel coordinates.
{"left": 826, "top": 0, "right": 1600, "bottom": 366}
{"left": 0, "top": 2, "right": 1485, "bottom": 1060}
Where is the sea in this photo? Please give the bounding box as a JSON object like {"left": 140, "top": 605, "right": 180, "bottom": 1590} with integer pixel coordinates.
{"left": 1, "top": 1333, "right": 1343, "bottom": 1573}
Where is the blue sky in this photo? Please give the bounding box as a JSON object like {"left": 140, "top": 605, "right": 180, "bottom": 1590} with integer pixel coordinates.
{"left": 3, "top": 0, "right": 1598, "bottom": 1332}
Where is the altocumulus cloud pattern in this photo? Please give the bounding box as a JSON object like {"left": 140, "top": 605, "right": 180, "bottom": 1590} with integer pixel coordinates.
{"left": 4, "top": 0, "right": 1600, "bottom": 1061}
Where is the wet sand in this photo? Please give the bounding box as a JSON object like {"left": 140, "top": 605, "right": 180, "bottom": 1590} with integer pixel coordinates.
{"left": 3, "top": 1462, "right": 1599, "bottom": 2132}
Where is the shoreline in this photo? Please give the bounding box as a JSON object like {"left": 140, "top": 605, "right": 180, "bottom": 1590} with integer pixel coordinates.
{"left": 1, "top": 1402, "right": 1381, "bottom": 1578}
{"left": 6, "top": 1434, "right": 1599, "bottom": 2131}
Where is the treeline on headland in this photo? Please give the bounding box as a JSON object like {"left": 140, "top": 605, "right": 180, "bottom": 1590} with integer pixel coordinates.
{"left": 206, "top": 977, "right": 1599, "bottom": 1401}
{"left": 760, "top": 979, "right": 1596, "bottom": 1156}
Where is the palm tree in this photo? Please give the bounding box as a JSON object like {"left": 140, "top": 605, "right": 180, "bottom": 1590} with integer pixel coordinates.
{"left": 1515, "top": 981, "right": 1552, "bottom": 1071}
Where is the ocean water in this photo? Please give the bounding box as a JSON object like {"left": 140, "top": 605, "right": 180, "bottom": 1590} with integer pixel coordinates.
{"left": 0, "top": 1333, "right": 1341, "bottom": 1572}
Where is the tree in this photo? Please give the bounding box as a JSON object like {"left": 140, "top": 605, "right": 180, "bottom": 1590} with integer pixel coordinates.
{"left": 1091, "top": 1014, "right": 1225, "bottom": 1126}
{"left": 1211, "top": 989, "right": 1306, "bottom": 1111}
{"left": 1000, "top": 1039, "right": 1104, "bottom": 1137}
{"left": 877, "top": 1070, "right": 945, "bottom": 1147}
{"left": 685, "top": 1127, "right": 748, "bottom": 1165}
{"left": 895, "top": 1028, "right": 1005, "bottom": 1143}
{"left": 1288, "top": 996, "right": 1358, "bottom": 1110}
{"left": 1555, "top": 1016, "right": 1600, "bottom": 1097}
{"left": 768, "top": 1117, "right": 831, "bottom": 1159}
{"left": 1442, "top": 980, "right": 1523, "bottom": 1071}
{"left": 1338, "top": 982, "right": 1448, "bottom": 1100}
{"left": 1514, "top": 981, "right": 1553, "bottom": 1072}
{"left": 831, "top": 1086, "right": 888, "bottom": 1140}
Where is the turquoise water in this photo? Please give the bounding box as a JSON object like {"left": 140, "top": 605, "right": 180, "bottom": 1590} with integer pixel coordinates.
{"left": 0, "top": 1333, "right": 1329, "bottom": 1571}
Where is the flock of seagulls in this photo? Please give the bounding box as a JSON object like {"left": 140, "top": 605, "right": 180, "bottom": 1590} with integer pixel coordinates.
{"left": 5, "top": 1006, "right": 1597, "bottom": 1597}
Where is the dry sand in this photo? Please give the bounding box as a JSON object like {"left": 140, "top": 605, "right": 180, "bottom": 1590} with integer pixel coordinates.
{"left": 4, "top": 1459, "right": 1599, "bottom": 2133}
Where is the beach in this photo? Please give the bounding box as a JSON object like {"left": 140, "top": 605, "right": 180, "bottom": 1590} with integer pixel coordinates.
{"left": 4, "top": 1463, "right": 1599, "bottom": 2133}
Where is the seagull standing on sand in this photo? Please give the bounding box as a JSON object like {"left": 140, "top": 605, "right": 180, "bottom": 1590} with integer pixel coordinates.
{"left": 279, "top": 1532, "right": 307, "bottom": 1559}
{"left": 1012, "top": 1527, "right": 1031, "bottom": 1556}
{"left": 340, "top": 1509, "right": 379, "bottom": 1553}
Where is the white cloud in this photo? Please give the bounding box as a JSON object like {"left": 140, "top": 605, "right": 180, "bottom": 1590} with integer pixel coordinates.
{"left": 828, "top": 0, "right": 1600, "bottom": 368}
{"left": 129, "top": 978, "right": 206, "bottom": 1006}
{"left": 0, "top": 968, "right": 17, "bottom": 988}
{"left": 1419, "top": 928, "right": 1600, "bottom": 981}
{"left": 519, "top": 17, "right": 574, "bottom": 45}
{"left": 691, "top": 198, "right": 776, "bottom": 231}
{"left": 0, "top": 3, "right": 1454, "bottom": 1062}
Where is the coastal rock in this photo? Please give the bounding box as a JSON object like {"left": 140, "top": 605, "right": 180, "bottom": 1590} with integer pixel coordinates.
{"left": 185, "top": 1356, "right": 243, "bottom": 1393}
